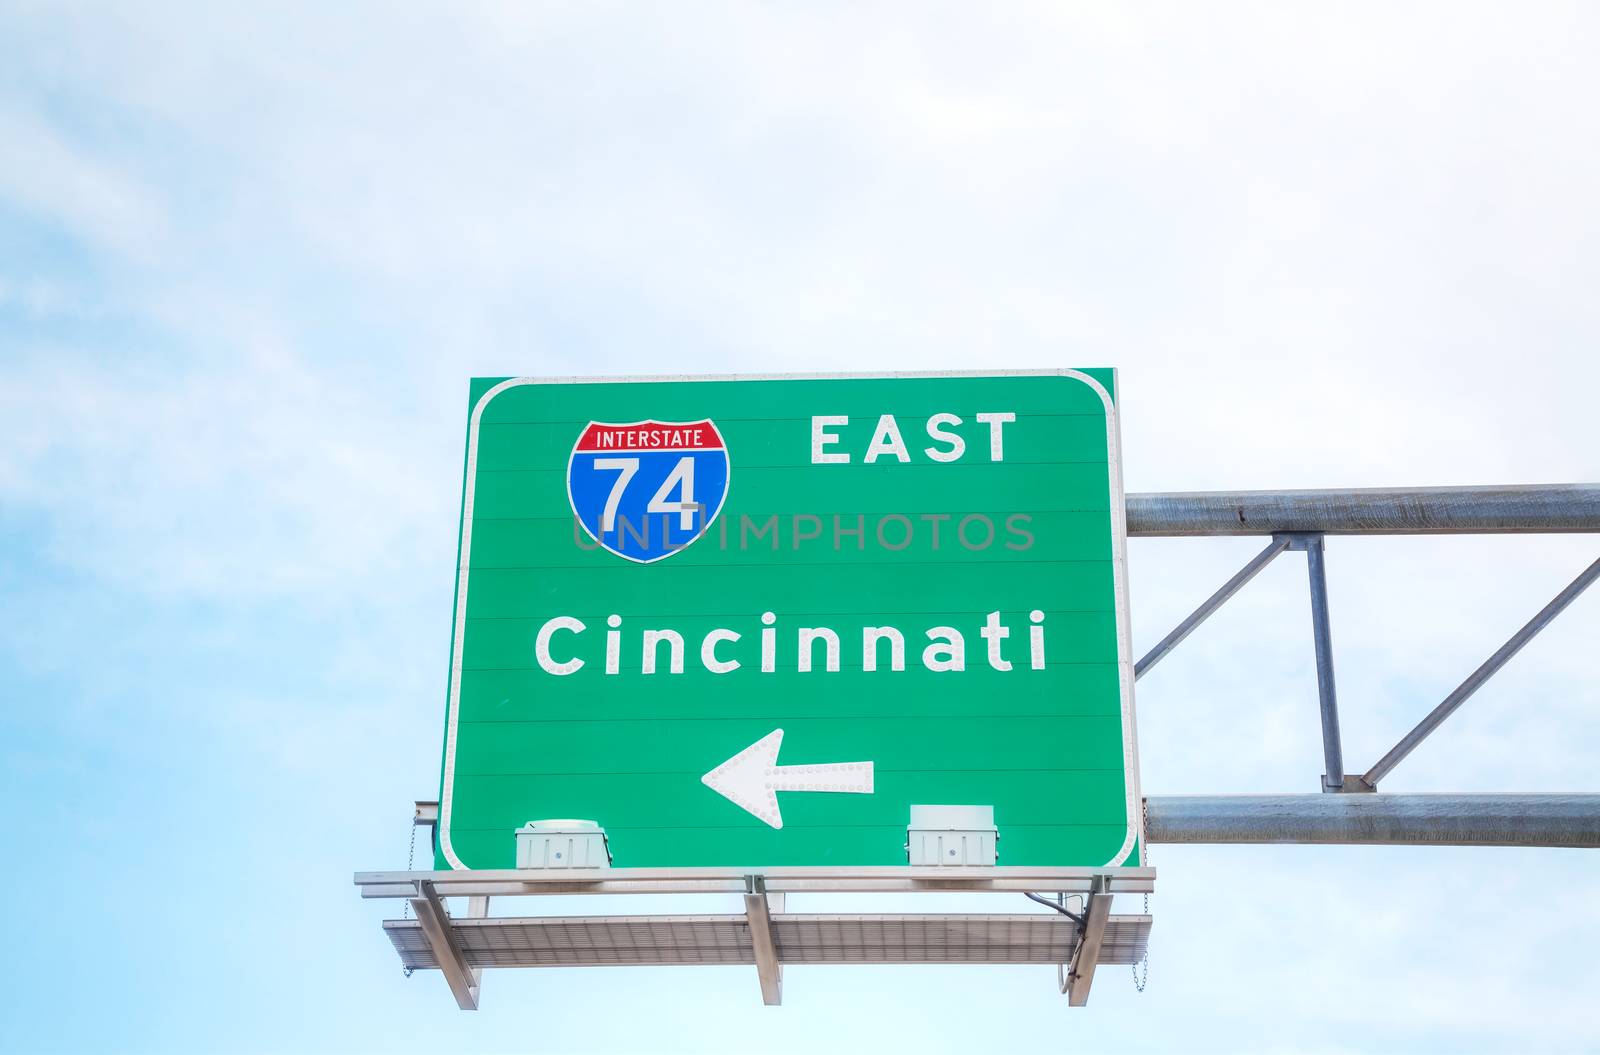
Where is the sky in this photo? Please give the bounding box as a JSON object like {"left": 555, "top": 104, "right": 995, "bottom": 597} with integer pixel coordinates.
{"left": 1, "top": 2, "right": 1598, "bottom": 1052}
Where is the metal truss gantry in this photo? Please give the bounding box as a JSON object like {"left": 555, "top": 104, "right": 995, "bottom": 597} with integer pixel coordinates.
{"left": 359, "top": 483, "right": 1600, "bottom": 1009}
{"left": 1132, "top": 482, "right": 1600, "bottom": 846}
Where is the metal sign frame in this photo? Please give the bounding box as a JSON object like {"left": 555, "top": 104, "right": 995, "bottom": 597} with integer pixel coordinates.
{"left": 364, "top": 466, "right": 1600, "bottom": 1009}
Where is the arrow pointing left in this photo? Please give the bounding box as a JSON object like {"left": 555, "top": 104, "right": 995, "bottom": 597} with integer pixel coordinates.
{"left": 700, "top": 728, "right": 874, "bottom": 829}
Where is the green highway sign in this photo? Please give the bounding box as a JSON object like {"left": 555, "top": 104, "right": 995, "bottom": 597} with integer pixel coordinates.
{"left": 434, "top": 371, "right": 1143, "bottom": 870}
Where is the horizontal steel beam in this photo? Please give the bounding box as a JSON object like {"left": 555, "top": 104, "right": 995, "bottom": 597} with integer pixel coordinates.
{"left": 1145, "top": 794, "right": 1600, "bottom": 847}
{"left": 1126, "top": 484, "right": 1600, "bottom": 536}
{"left": 355, "top": 866, "right": 1156, "bottom": 898}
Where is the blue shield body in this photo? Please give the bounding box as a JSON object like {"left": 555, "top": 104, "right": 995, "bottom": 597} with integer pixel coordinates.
{"left": 567, "top": 419, "right": 730, "bottom": 563}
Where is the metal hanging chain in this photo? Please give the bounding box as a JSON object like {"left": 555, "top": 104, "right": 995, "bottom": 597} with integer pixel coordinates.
{"left": 403, "top": 819, "right": 417, "bottom": 916}
{"left": 402, "top": 817, "right": 418, "bottom": 977}
{"left": 1131, "top": 888, "right": 1150, "bottom": 992}
{"left": 1132, "top": 850, "right": 1150, "bottom": 992}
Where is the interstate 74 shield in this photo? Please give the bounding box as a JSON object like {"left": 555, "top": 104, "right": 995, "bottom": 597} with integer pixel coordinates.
{"left": 567, "top": 419, "right": 731, "bottom": 563}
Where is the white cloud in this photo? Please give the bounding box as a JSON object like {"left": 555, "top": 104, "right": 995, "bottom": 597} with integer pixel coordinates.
{"left": 0, "top": 103, "right": 167, "bottom": 259}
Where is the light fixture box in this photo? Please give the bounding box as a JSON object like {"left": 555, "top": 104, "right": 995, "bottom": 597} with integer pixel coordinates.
{"left": 514, "top": 819, "right": 612, "bottom": 869}
{"left": 905, "top": 805, "right": 998, "bottom": 866}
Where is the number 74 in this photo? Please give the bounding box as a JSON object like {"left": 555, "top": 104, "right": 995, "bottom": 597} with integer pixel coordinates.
{"left": 593, "top": 457, "right": 699, "bottom": 532}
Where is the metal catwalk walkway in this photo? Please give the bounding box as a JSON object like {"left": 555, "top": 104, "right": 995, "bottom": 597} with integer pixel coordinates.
{"left": 384, "top": 912, "right": 1152, "bottom": 969}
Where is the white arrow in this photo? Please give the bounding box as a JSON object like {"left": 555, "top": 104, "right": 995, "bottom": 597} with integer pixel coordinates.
{"left": 700, "top": 728, "right": 874, "bottom": 829}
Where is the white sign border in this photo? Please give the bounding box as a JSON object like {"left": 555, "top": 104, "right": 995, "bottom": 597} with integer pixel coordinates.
{"left": 436, "top": 369, "right": 1144, "bottom": 870}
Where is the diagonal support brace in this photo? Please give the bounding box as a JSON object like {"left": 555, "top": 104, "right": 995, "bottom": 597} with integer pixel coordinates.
{"left": 1363, "top": 555, "right": 1600, "bottom": 788}
{"left": 1135, "top": 535, "right": 1291, "bottom": 679}
{"left": 1063, "top": 876, "right": 1111, "bottom": 1006}
{"left": 409, "top": 881, "right": 480, "bottom": 1010}
{"left": 744, "top": 876, "right": 783, "bottom": 1006}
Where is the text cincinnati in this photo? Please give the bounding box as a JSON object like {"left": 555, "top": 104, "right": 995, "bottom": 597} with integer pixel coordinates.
{"left": 532, "top": 610, "right": 1050, "bottom": 676}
